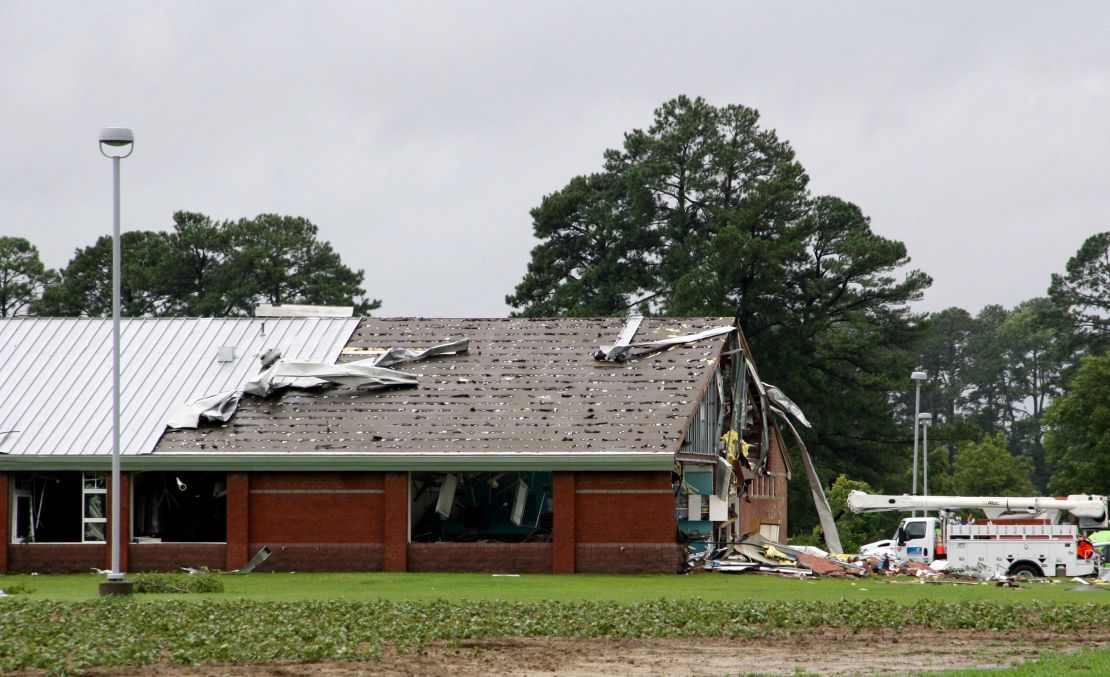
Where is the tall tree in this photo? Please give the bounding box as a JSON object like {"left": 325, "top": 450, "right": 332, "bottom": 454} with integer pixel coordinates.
{"left": 35, "top": 212, "right": 381, "bottom": 317}
{"left": 952, "top": 432, "right": 1036, "bottom": 497}
{"left": 161, "top": 211, "right": 232, "bottom": 315}
{"left": 38, "top": 231, "right": 172, "bottom": 317}
{"left": 508, "top": 96, "right": 931, "bottom": 532}
{"left": 915, "top": 307, "right": 978, "bottom": 464}
{"left": 0, "top": 237, "right": 55, "bottom": 317}
{"left": 1045, "top": 354, "right": 1110, "bottom": 495}
{"left": 1049, "top": 231, "right": 1110, "bottom": 354}
{"left": 218, "top": 214, "right": 379, "bottom": 316}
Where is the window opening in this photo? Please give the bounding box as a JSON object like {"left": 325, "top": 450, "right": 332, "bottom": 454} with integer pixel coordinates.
{"left": 131, "top": 472, "right": 227, "bottom": 542}
{"left": 410, "top": 471, "right": 552, "bottom": 542}
{"left": 9, "top": 472, "right": 110, "bottom": 543}
{"left": 11, "top": 477, "right": 33, "bottom": 543}
{"left": 82, "top": 473, "right": 107, "bottom": 543}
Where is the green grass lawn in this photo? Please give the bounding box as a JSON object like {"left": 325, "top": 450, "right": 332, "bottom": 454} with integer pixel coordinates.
{"left": 5, "top": 570, "right": 1110, "bottom": 603}
{"left": 925, "top": 647, "right": 1110, "bottom": 676}
{"left": 4, "top": 573, "right": 1110, "bottom": 674}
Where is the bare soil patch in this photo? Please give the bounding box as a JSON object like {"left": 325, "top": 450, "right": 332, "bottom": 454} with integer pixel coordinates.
{"left": 79, "top": 628, "right": 1110, "bottom": 676}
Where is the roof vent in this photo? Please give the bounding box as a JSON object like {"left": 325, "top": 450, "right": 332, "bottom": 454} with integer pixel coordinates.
{"left": 216, "top": 346, "right": 236, "bottom": 363}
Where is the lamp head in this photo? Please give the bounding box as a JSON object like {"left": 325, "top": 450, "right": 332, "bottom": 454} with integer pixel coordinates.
{"left": 99, "top": 127, "right": 134, "bottom": 158}
{"left": 911, "top": 371, "right": 928, "bottom": 381}
{"left": 918, "top": 412, "right": 933, "bottom": 424}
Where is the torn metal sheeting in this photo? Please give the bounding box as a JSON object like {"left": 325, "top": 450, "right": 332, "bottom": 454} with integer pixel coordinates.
{"left": 169, "top": 336, "right": 470, "bottom": 429}
{"left": 234, "top": 546, "right": 272, "bottom": 574}
{"left": 166, "top": 391, "right": 242, "bottom": 429}
{"left": 370, "top": 338, "right": 470, "bottom": 368}
{"left": 244, "top": 359, "right": 420, "bottom": 397}
{"left": 593, "top": 315, "right": 644, "bottom": 361}
{"left": 772, "top": 405, "right": 843, "bottom": 555}
{"left": 744, "top": 358, "right": 771, "bottom": 468}
{"left": 595, "top": 324, "right": 734, "bottom": 362}
{"left": 764, "top": 383, "right": 810, "bottom": 428}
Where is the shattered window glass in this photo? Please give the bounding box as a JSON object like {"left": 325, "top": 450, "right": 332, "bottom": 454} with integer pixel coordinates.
{"left": 81, "top": 472, "right": 107, "bottom": 543}
{"left": 131, "top": 472, "right": 228, "bottom": 542}
{"left": 411, "top": 471, "right": 553, "bottom": 543}
{"left": 84, "top": 494, "right": 105, "bottom": 519}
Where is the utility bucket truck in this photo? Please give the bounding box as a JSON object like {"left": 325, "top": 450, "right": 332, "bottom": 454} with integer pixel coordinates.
{"left": 848, "top": 491, "right": 1109, "bottom": 578}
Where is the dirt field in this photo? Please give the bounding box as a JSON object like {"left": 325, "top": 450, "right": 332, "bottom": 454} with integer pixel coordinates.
{"left": 79, "top": 628, "right": 1110, "bottom": 676}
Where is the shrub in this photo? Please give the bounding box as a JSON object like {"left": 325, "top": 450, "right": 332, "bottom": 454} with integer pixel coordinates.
{"left": 130, "top": 568, "right": 223, "bottom": 594}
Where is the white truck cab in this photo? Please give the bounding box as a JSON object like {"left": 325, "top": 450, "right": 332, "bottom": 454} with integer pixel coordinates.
{"left": 860, "top": 517, "right": 936, "bottom": 563}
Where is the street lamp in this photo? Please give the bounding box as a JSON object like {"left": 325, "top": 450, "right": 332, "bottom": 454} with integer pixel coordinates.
{"left": 919, "top": 413, "right": 933, "bottom": 510}
{"left": 910, "top": 371, "right": 927, "bottom": 516}
{"left": 99, "top": 127, "right": 133, "bottom": 585}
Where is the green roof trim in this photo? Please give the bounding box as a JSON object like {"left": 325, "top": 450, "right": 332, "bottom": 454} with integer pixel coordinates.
{"left": 0, "top": 451, "right": 675, "bottom": 473}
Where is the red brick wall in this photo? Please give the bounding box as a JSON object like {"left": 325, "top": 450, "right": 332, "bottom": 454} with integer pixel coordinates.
{"left": 383, "top": 472, "right": 408, "bottom": 572}
{"left": 226, "top": 472, "right": 249, "bottom": 571}
{"left": 248, "top": 543, "right": 384, "bottom": 572}
{"left": 8, "top": 544, "right": 104, "bottom": 573}
{"left": 740, "top": 429, "right": 789, "bottom": 539}
{"left": 573, "top": 471, "right": 677, "bottom": 573}
{"left": 408, "top": 543, "right": 552, "bottom": 573}
{"left": 129, "top": 543, "right": 225, "bottom": 572}
{"left": 248, "top": 473, "right": 384, "bottom": 543}
{"left": 553, "top": 472, "right": 575, "bottom": 573}
{"left": 575, "top": 544, "right": 684, "bottom": 573}
{"left": 0, "top": 472, "right": 8, "bottom": 572}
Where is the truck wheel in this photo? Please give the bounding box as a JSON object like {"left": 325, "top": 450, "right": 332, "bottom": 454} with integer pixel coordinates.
{"left": 1009, "top": 562, "right": 1042, "bottom": 578}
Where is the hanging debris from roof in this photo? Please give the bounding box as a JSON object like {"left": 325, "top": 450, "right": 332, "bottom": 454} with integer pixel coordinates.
{"left": 595, "top": 324, "right": 734, "bottom": 362}
{"left": 166, "top": 338, "right": 469, "bottom": 429}
{"left": 772, "top": 405, "right": 843, "bottom": 555}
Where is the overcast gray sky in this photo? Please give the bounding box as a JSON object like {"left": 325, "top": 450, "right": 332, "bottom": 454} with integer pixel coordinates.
{"left": 2, "top": 2, "right": 1107, "bottom": 317}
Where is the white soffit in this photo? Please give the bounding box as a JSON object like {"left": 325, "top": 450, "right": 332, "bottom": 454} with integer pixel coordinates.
{"left": 0, "top": 317, "right": 360, "bottom": 457}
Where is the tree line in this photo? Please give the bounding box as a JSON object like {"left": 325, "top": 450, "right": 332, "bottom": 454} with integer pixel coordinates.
{"left": 0, "top": 213, "right": 379, "bottom": 318}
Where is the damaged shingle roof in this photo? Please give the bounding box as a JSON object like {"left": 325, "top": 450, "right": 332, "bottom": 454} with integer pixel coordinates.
{"left": 155, "top": 316, "right": 732, "bottom": 455}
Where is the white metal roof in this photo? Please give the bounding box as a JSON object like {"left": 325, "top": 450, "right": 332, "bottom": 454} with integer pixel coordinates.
{"left": 0, "top": 317, "right": 359, "bottom": 457}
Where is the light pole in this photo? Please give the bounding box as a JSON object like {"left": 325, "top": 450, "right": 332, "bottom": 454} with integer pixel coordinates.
{"left": 910, "top": 371, "right": 927, "bottom": 516}
{"left": 919, "top": 412, "right": 933, "bottom": 511}
{"left": 99, "top": 127, "right": 133, "bottom": 585}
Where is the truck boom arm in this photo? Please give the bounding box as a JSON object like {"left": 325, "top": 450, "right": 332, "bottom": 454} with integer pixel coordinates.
{"left": 847, "top": 490, "right": 1108, "bottom": 520}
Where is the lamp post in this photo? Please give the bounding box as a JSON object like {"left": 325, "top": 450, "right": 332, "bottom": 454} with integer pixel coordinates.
{"left": 919, "top": 412, "right": 933, "bottom": 512}
{"left": 99, "top": 127, "right": 133, "bottom": 585}
{"left": 910, "top": 371, "right": 927, "bottom": 517}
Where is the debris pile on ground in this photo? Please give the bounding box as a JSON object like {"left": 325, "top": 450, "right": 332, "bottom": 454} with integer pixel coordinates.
{"left": 697, "top": 536, "right": 1110, "bottom": 586}
{"left": 698, "top": 536, "right": 865, "bottom": 577}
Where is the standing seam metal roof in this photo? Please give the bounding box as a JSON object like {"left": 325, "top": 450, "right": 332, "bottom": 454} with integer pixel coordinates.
{"left": 0, "top": 317, "right": 359, "bottom": 456}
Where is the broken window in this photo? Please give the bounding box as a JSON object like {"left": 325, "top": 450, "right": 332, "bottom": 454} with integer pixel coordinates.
{"left": 82, "top": 473, "right": 107, "bottom": 542}
{"left": 131, "top": 472, "right": 227, "bottom": 542}
{"left": 410, "top": 472, "right": 552, "bottom": 543}
{"left": 9, "top": 472, "right": 86, "bottom": 543}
